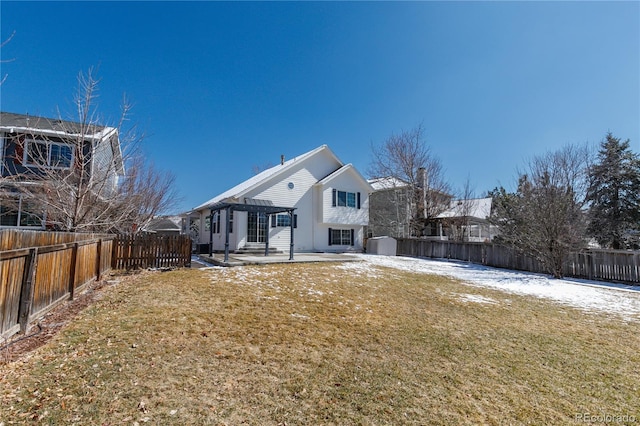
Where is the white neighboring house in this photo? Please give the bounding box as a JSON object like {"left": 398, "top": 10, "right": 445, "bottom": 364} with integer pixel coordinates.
{"left": 190, "top": 145, "right": 372, "bottom": 255}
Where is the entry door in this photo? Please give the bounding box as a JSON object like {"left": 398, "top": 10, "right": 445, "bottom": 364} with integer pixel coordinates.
{"left": 247, "top": 212, "right": 267, "bottom": 243}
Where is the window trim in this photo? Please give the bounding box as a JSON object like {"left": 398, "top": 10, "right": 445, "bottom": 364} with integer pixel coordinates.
{"left": 0, "top": 193, "right": 44, "bottom": 228}
{"left": 270, "top": 213, "right": 297, "bottom": 228}
{"left": 328, "top": 228, "right": 355, "bottom": 246}
{"left": 332, "top": 189, "right": 361, "bottom": 209}
{"left": 23, "top": 138, "right": 75, "bottom": 169}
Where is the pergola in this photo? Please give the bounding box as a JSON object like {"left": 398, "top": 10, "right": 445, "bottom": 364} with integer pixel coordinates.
{"left": 207, "top": 198, "right": 296, "bottom": 262}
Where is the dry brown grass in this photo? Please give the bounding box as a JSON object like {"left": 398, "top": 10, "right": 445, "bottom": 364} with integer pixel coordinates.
{"left": 1, "top": 261, "right": 639, "bottom": 425}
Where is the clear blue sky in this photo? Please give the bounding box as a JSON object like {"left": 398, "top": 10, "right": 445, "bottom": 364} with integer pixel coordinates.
{"left": 1, "top": 1, "right": 638, "bottom": 214}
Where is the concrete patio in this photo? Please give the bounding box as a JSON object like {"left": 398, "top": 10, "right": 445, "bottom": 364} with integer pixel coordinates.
{"left": 192, "top": 252, "right": 362, "bottom": 267}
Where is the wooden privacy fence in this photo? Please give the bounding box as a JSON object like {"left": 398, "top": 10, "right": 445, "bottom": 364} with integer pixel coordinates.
{"left": 1, "top": 231, "right": 192, "bottom": 339}
{"left": 0, "top": 229, "right": 111, "bottom": 251}
{"left": 112, "top": 234, "right": 191, "bottom": 270}
{"left": 396, "top": 238, "right": 640, "bottom": 285}
{"left": 1, "top": 233, "right": 114, "bottom": 339}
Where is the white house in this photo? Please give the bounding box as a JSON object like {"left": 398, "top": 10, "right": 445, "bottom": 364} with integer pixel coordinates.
{"left": 191, "top": 145, "right": 372, "bottom": 256}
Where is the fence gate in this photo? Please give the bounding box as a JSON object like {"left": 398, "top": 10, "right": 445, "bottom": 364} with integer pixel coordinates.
{"left": 112, "top": 234, "right": 192, "bottom": 270}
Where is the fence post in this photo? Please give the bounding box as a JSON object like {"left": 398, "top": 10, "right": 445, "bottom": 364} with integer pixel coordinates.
{"left": 96, "top": 239, "right": 102, "bottom": 281}
{"left": 111, "top": 236, "right": 118, "bottom": 269}
{"left": 68, "top": 242, "right": 79, "bottom": 300}
{"left": 18, "top": 248, "right": 38, "bottom": 334}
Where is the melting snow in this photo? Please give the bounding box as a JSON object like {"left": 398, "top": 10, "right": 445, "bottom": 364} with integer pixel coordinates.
{"left": 352, "top": 254, "right": 640, "bottom": 322}
{"left": 455, "top": 293, "right": 499, "bottom": 305}
{"left": 201, "top": 254, "right": 640, "bottom": 322}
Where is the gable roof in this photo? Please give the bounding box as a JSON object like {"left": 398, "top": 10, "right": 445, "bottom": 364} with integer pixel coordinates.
{"left": 193, "top": 145, "right": 343, "bottom": 211}
{"left": 144, "top": 216, "right": 182, "bottom": 233}
{"left": 1, "top": 111, "right": 124, "bottom": 175}
{"left": 317, "top": 163, "right": 373, "bottom": 191}
{"left": 0, "top": 111, "right": 115, "bottom": 139}
{"left": 437, "top": 197, "right": 492, "bottom": 220}
{"left": 368, "top": 176, "right": 410, "bottom": 190}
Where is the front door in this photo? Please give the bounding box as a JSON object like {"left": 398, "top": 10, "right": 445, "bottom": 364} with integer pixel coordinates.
{"left": 247, "top": 212, "right": 267, "bottom": 243}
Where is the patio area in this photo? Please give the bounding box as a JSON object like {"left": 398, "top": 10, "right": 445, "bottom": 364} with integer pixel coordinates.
{"left": 192, "top": 252, "right": 362, "bottom": 267}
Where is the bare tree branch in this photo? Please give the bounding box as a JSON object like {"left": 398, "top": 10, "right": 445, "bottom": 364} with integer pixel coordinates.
{"left": 368, "top": 124, "right": 451, "bottom": 237}
{"left": 0, "top": 30, "right": 16, "bottom": 85}
{"left": 490, "top": 143, "right": 591, "bottom": 278}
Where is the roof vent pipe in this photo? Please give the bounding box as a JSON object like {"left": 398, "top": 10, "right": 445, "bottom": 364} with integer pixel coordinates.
{"left": 281, "top": 155, "right": 285, "bottom": 165}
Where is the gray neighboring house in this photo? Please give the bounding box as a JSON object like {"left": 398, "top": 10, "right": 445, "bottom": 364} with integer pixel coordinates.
{"left": 0, "top": 112, "right": 124, "bottom": 229}
{"left": 367, "top": 177, "right": 414, "bottom": 238}
{"left": 367, "top": 176, "right": 452, "bottom": 239}
{"left": 143, "top": 216, "right": 183, "bottom": 235}
{"left": 367, "top": 175, "right": 496, "bottom": 242}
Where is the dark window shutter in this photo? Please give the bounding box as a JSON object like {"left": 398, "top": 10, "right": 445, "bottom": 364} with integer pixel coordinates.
{"left": 14, "top": 136, "right": 24, "bottom": 164}
{"left": 293, "top": 214, "right": 297, "bottom": 228}
{"left": 350, "top": 229, "right": 354, "bottom": 246}
{"left": 216, "top": 214, "right": 221, "bottom": 234}
{"left": 332, "top": 189, "right": 337, "bottom": 207}
{"left": 271, "top": 215, "right": 276, "bottom": 227}
{"left": 357, "top": 192, "right": 361, "bottom": 209}
{"left": 328, "top": 228, "right": 333, "bottom": 246}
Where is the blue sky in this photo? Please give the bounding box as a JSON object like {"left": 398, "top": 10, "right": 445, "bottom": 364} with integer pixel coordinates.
{"left": 1, "top": 1, "right": 638, "bottom": 214}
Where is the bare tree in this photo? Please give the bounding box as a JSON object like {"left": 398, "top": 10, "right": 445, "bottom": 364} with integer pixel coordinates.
{"left": 446, "top": 175, "right": 477, "bottom": 241}
{"left": 368, "top": 124, "right": 451, "bottom": 237}
{"left": 1, "top": 31, "right": 16, "bottom": 85}
{"left": 490, "top": 143, "right": 591, "bottom": 278}
{"left": 1, "top": 68, "right": 178, "bottom": 232}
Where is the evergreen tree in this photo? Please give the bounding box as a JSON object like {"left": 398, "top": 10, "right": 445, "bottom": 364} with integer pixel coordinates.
{"left": 586, "top": 133, "right": 640, "bottom": 249}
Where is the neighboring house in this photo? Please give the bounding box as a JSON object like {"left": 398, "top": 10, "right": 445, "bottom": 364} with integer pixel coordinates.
{"left": 0, "top": 112, "right": 124, "bottom": 228}
{"left": 367, "top": 177, "right": 413, "bottom": 238}
{"left": 190, "top": 145, "right": 372, "bottom": 255}
{"left": 367, "top": 173, "right": 452, "bottom": 239}
{"left": 426, "top": 197, "right": 497, "bottom": 242}
{"left": 143, "top": 216, "right": 182, "bottom": 235}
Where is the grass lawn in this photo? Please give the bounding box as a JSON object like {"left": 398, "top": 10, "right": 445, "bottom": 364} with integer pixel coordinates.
{"left": 1, "top": 261, "right": 639, "bottom": 425}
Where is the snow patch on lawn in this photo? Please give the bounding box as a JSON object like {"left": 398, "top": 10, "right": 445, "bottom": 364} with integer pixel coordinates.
{"left": 354, "top": 254, "right": 640, "bottom": 322}
{"left": 455, "top": 293, "right": 499, "bottom": 305}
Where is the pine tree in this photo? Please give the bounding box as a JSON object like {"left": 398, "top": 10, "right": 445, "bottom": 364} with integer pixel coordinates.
{"left": 586, "top": 133, "right": 640, "bottom": 249}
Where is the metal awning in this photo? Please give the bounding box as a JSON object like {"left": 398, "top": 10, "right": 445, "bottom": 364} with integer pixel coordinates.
{"left": 208, "top": 198, "right": 296, "bottom": 261}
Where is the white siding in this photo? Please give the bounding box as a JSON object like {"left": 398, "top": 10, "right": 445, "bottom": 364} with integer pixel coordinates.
{"left": 314, "top": 224, "right": 366, "bottom": 252}
{"left": 246, "top": 150, "right": 342, "bottom": 252}
{"left": 320, "top": 171, "right": 369, "bottom": 226}
{"left": 193, "top": 145, "right": 371, "bottom": 253}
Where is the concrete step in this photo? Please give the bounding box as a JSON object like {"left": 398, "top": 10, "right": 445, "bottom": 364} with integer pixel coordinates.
{"left": 234, "top": 246, "right": 282, "bottom": 254}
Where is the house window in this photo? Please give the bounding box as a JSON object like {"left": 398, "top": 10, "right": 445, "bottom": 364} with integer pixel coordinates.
{"left": 204, "top": 215, "right": 211, "bottom": 232}
{"left": 0, "top": 194, "right": 44, "bottom": 227}
{"left": 211, "top": 212, "right": 221, "bottom": 234}
{"left": 332, "top": 189, "right": 360, "bottom": 209}
{"left": 0, "top": 204, "right": 19, "bottom": 226}
{"left": 24, "top": 139, "right": 74, "bottom": 169}
{"left": 271, "top": 213, "right": 297, "bottom": 228}
{"left": 328, "top": 228, "right": 354, "bottom": 246}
